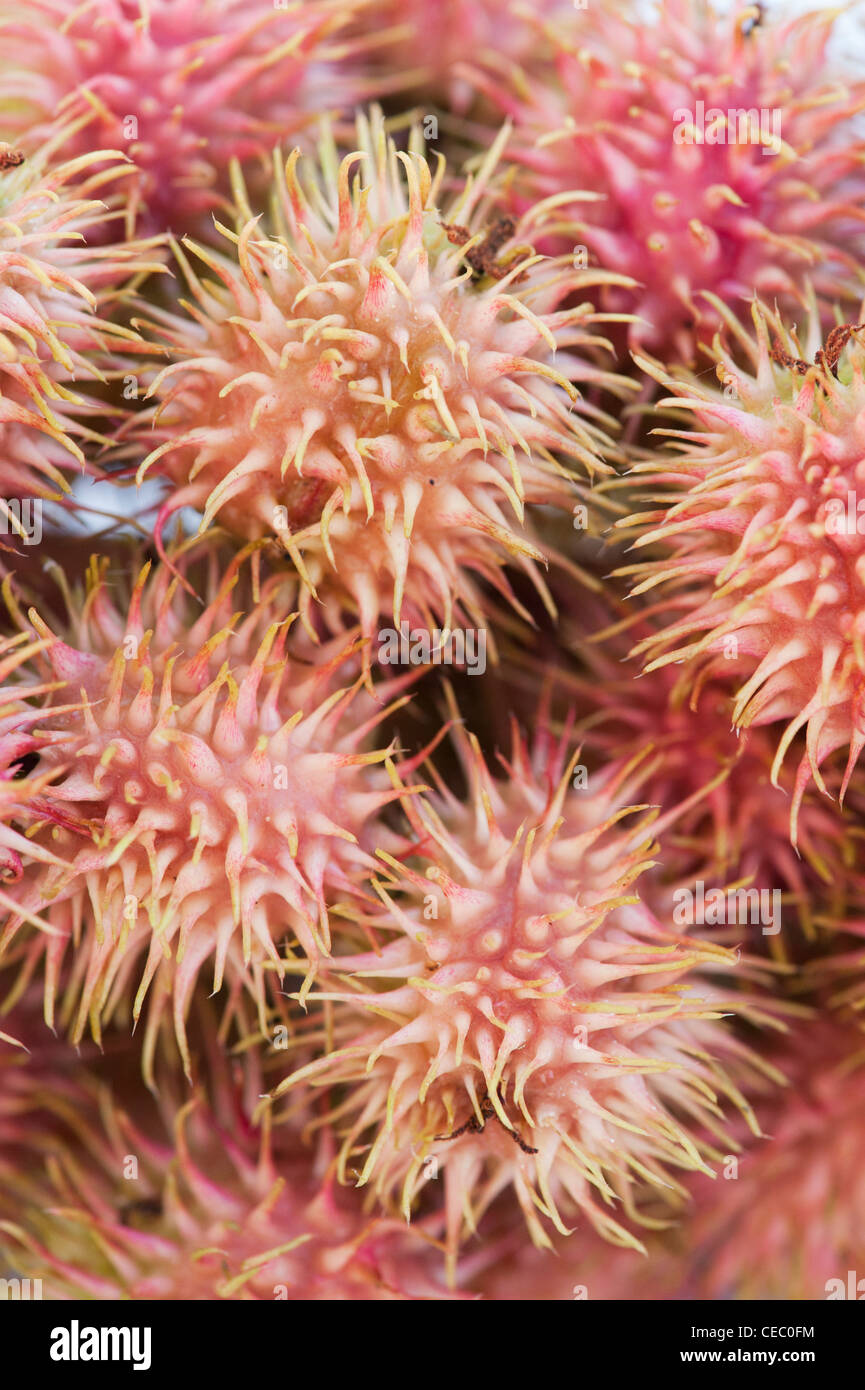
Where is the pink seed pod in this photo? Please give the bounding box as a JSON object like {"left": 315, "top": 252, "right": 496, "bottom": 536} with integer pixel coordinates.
{"left": 0, "top": 0, "right": 389, "bottom": 238}
{"left": 135, "top": 108, "right": 632, "bottom": 644}
{"left": 0, "top": 547, "right": 413, "bottom": 1075}
{"left": 618, "top": 299, "right": 865, "bottom": 846}
{"left": 469, "top": 0, "right": 865, "bottom": 366}
{"left": 269, "top": 710, "right": 775, "bottom": 1278}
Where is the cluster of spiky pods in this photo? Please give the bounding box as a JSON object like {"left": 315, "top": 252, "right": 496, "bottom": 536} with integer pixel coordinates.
{"left": 0, "top": 0, "right": 864, "bottom": 1303}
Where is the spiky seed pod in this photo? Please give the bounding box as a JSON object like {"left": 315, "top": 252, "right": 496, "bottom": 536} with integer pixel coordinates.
{"left": 269, "top": 714, "right": 775, "bottom": 1274}
{"left": 0, "top": 548, "right": 410, "bottom": 1074}
{"left": 0, "top": 0, "right": 384, "bottom": 238}
{"left": 0, "top": 138, "right": 161, "bottom": 507}
{"left": 472, "top": 0, "right": 865, "bottom": 366}
{"left": 0, "top": 1051, "right": 457, "bottom": 1300}
{"left": 618, "top": 301, "right": 865, "bottom": 846}
{"left": 136, "top": 110, "right": 631, "bottom": 642}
